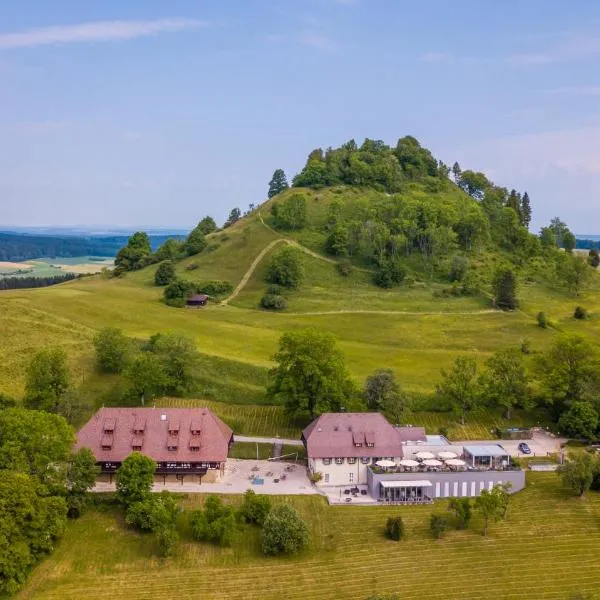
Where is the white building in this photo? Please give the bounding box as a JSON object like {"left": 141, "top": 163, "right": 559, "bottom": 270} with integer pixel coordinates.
{"left": 301, "top": 413, "right": 403, "bottom": 487}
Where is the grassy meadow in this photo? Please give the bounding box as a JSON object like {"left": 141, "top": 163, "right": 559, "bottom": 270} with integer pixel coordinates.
{"left": 1, "top": 199, "right": 600, "bottom": 437}
{"left": 17, "top": 473, "right": 600, "bottom": 600}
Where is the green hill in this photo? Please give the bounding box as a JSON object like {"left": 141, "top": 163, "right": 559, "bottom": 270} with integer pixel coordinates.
{"left": 1, "top": 136, "right": 599, "bottom": 437}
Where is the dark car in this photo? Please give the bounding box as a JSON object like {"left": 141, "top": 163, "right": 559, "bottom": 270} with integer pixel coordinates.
{"left": 518, "top": 442, "right": 532, "bottom": 455}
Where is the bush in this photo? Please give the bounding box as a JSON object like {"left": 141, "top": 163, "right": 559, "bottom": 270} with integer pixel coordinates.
{"left": 374, "top": 260, "right": 406, "bottom": 289}
{"left": 337, "top": 259, "right": 353, "bottom": 277}
{"left": 267, "top": 246, "right": 304, "bottom": 289}
{"left": 239, "top": 489, "right": 271, "bottom": 526}
{"left": 198, "top": 280, "right": 233, "bottom": 299}
{"left": 267, "top": 284, "right": 284, "bottom": 295}
{"left": 261, "top": 505, "right": 309, "bottom": 555}
{"left": 163, "top": 279, "right": 195, "bottom": 307}
{"left": 271, "top": 193, "right": 307, "bottom": 230}
{"left": 430, "top": 514, "right": 447, "bottom": 539}
{"left": 260, "top": 294, "right": 288, "bottom": 311}
{"left": 385, "top": 516, "right": 404, "bottom": 541}
{"left": 155, "top": 260, "right": 176, "bottom": 286}
{"left": 537, "top": 311, "right": 548, "bottom": 328}
{"left": 574, "top": 306, "right": 588, "bottom": 320}
{"left": 190, "top": 495, "right": 238, "bottom": 547}
{"left": 448, "top": 497, "right": 472, "bottom": 530}
{"left": 449, "top": 255, "right": 469, "bottom": 282}
{"left": 309, "top": 472, "right": 323, "bottom": 484}
{"left": 559, "top": 402, "right": 599, "bottom": 440}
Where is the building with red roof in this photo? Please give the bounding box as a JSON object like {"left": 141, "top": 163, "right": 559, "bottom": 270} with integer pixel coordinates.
{"left": 76, "top": 407, "right": 233, "bottom": 484}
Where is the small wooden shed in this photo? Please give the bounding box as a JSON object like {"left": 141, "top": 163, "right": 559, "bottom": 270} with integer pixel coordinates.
{"left": 186, "top": 293, "right": 208, "bottom": 308}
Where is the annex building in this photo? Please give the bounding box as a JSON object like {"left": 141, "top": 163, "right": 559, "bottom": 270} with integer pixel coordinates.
{"left": 302, "top": 413, "right": 525, "bottom": 503}
{"left": 76, "top": 407, "right": 233, "bottom": 484}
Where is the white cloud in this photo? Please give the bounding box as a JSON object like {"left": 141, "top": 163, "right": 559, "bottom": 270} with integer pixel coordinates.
{"left": 419, "top": 52, "right": 450, "bottom": 63}
{"left": 0, "top": 18, "right": 206, "bottom": 50}
{"left": 301, "top": 33, "right": 334, "bottom": 51}
{"left": 541, "top": 85, "right": 600, "bottom": 97}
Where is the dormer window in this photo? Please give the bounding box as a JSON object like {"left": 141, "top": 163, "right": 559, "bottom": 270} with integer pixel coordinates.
{"left": 103, "top": 418, "right": 116, "bottom": 433}
{"left": 133, "top": 417, "right": 146, "bottom": 435}
{"left": 168, "top": 419, "right": 180, "bottom": 435}
{"left": 101, "top": 433, "right": 113, "bottom": 450}
{"left": 167, "top": 434, "right": 178, "bottom": 451}
{"left": 354, "top": 442, "right": 362, "bottom": 448}
{"left": 367, "top": 442, "right": 374, "bottom": 447}
{"left": 190, "top": 419, "right": 202, "bottom": 436}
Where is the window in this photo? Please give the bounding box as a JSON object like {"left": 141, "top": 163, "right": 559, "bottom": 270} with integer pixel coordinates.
{"left": 366, "top": 442, "right": 374, "bottom": 447}
{"left": 335, "top": 457, "right": 344, "bottom": 465}
{"left": 347, "top": 457, "right": 356, "bottom": 464}
{"left": 349, "top": 473, "right": 354, "bottom": 483}
{"left": 354, "top": 442, "right": 362, "bottom": 447}
{"left": 324, "top": 474, "right": 330, "bottom": 483}
{"left": 322, "top": 458, "right": 331, "bottom": 465}
{"left": 361, "top": 457, "right": 370, "bottom": 464}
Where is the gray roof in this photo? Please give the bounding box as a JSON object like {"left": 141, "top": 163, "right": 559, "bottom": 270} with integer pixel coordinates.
{"left": 463, "top": 444, "right": 509, "bottom": 458}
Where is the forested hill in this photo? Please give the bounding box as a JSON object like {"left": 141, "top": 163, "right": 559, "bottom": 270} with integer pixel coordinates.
{"left": 0, "top": 232, "right": 184, "bottom": 262}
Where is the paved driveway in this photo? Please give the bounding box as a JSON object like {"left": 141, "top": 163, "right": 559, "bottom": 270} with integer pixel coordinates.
{"left": 458, "top": 431, "right": 565, "bottom": 458}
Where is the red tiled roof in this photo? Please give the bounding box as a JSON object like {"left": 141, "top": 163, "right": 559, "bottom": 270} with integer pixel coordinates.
{"left": 76, "top": 407, "right": 233, "bottom": 463}
{"left": 396, "top": 426, "right": 427, "bottom": 443}
{"left": 302, "top": 413, "right": 403, "bottom": 459}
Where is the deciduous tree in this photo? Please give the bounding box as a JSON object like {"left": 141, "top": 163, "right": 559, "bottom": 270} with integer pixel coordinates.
{"left": 267, "top": 328, "right": 356, "bottom": 417}
{"left": 261, "top": 504, "right": 309, "bottom": 555}
{"left": 266, "top": 246, "right": 304, "bottom": 289}
{"left": 560, "top": 453, "right": 597, "bottom": 497}
{"left": 558, "top": 402, "right": 599, "bottom": 440}
{"left": 24, "top": 347, "right": 70, "bottom": 412}
{"left": 155, "top": 260, "right": 176, "bottom": 286}
{"left": 116, "top": 452, "right": 156, "bottom": 507}
{"left": 93, "top": 327, "right": 132, "bottom": 374}
{"left": 436, "top": 356, "right": 480, "bottom": 425}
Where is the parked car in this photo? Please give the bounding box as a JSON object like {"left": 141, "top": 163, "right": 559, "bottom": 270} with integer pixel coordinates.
{"left": 518, "top": 442, "right": 532, "bottom": 455}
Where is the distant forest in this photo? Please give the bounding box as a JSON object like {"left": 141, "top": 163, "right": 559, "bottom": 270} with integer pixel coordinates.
{"left": 0, "top": 273, "right": 78, "bottom": 290}
{"left": 0, "top": 232, "right": 184, "bottom": 262}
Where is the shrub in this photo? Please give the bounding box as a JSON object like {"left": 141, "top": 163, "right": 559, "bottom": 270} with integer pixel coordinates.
{"left": 267, "top": 283, "right": 284, "bottom": 295}
{"left": 448, "top": 497, "right": 472, "bottom": 530}
{"left": 260, "top": 294, "right": 288, "bottom": 311}
{"left": 385, "top": 516, "right": 404, "bottom": 541}
{"left": 449, "top": 255, "right": 469, "bottom": 282}
{"left": 337, "top": 259, "right": 353, "bottom": 277}
{"left": 190, "top": 496, "right": 238, "bottom": 547}
{"left": 261, "top": 505, "right": 309, "bottom": 555}
{"left": 154, "top": 260, "right": 176, "bottom": 286}
{"left": 239, "top": 489, "right": 271, "bottom": 526}
{"left": 163, "top": 279, "right": 195, "bottom": 307}
{"left": 271, "top": 193, "right": 307, "bottom": 230}
{"left": 574, "top": 306, "right": 588, "bottom": 320}
{"left": 430, "top": 514, "right": 447, "bottom": 539}
{"left": 198, "top": 280, "right": 233, "bottom": 298}
{"left": 374, "top": 260, "right": 406, "bottom": 289}
{"left": 537, "top": 311, "right": 548, "bottom": 328}
{"left": 267, "top": 246, "right": 304, "bottom": 289}
{"left": 309, "top": 472, "right": 323, "bottom": 484}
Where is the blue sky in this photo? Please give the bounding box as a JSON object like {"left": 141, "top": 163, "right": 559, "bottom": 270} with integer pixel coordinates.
{"left": 1, "top": 1, "right": 599, "bottom": 233}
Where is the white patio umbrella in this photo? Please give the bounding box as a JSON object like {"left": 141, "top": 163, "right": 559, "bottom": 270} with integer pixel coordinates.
{"left": 375, "top": 460, "right": 396, "bottom": 468}
{"left": 445, "top": 458, "right": 466, "bottom": 467}
{"left": 415, "top": 451, "right": 435, "bottom": 460}
{"left": 423, "top": 459, "right": 443, "bottom": 467}
{"left": 399, "top": 459, "right": 419, "bottom": 467}
{"left": 438, "top": 451, "right": 458, "bottom": 459}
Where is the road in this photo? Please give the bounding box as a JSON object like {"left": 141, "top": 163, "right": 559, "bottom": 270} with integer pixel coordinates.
{"left": 234, "top": 435, "right": 303, "bottom": 446}
{"left": 458, "top": 430, "right": 565, "bottom": 458}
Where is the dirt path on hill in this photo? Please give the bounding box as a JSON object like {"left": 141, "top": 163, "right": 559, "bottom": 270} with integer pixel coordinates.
{"left": 221, "top": 238, "right": 287, "bottom": 305}
{"left": 276, "top": 308, "right": 501, "bottom": 317}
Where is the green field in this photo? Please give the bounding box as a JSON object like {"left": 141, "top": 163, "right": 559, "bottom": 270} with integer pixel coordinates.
{"left": 0, "top": 256, "right": 113, "bottom": 279}
{"left": 1, "top": 197, "right": 600, "bottom": 437}
{"left": 17, "top": 473, "right": 600, "bottom": 600}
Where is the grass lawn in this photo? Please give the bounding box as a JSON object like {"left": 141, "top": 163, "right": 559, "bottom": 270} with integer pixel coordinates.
{"left": 18, "top": 473, "right": 600, "bottom": 600}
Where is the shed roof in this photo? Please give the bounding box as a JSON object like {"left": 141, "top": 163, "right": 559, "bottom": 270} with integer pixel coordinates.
{"left": 463, "top": 444, "right": 509, "bottom": 458}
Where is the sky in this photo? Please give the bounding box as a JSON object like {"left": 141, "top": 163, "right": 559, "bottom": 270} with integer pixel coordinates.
{"left": 1, "top": 1, "right": 599, "bottom": 233}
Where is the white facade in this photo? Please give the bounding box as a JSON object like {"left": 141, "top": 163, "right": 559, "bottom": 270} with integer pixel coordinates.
{"left": 309, "top": 455, "right": 403, "bottom": 487}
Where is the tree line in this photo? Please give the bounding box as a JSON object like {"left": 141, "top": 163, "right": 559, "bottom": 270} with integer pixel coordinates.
{"left": 0, "top": 272, "right": 78, "bottom": 290}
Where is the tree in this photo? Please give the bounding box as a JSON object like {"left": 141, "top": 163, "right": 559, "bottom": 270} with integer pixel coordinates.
{"left": 448, "top": 497, "right": 472, "bottom": 529}
{"left": 239, "top": 489, "right": 271, "bottom": 526}
{"left": 190, "top": 495, "right": 238, "bottom": 547}
{"left": 155, "top": 260, "right": 176, "bottom": 286}
{"left": 457, "top": 170, "right": 489, "bottom": 200}
{"left": 0, "top": 471, "right": 67, "bottom": 596}
{"left": 114, "top": 231, "right": 152, "bottom": 274}
{"left": 325, "top": 224, "right": 349, "bottom": 256}
{"left": 153, "top": 238, "right": 183, "bottom": 262}
{"left": 224, "top": 207, "right": 242, "bottom": 228}
{"left": 558, "top": 402, "right": 599, "bottom": 440}
{"left": 146, "top": 332, "right": 200, "bottom": 395}
{"left": 537, "top": 311, "right": 548, "bottom": 328}
{"left": 436, "top": 356, "right": 480, "bottom": 425}
{"left": 197, "top": 216, "right": 217, "bottom": 235}
{"left": 430, "top": 514, "right": 448, "bottom": 539}
{"left": 93, "top": 327, "right": 131, "bottom": 374}
{"left": 267, "top": 328, "right": 357, "bottom": 417}
{"left": 364, "top": 369, "right": 410, "bottom": 425}
{"left": 373, "top": 259, "right": 406, "bottom": 288}
{"left": 163, "top": 278, "right": 196, "bottom": 307}
{"left": 451, "top": 161, "right": 461, "bottom": 182}
{"left": 182, "top": 226, "right": 207, "bottom": 256}
{"left": 66, "top": 447, "right": 100, "bottom": 517}
{"left": 536, "top": 334, "right": 600, "bottom": 412}
{"left": 563, "top": 230, "right": 577, "bottom": 252}
{"left": 125, "top": 352, "right": 168, "bottom": 404}
{"left": 271, "top": 193, "right": 307, "bottom": 230}
{"left": 115, "top": 452, "right": 156, "bottom": 507}
{"left": 557, "top": 253, "right": 593, "bottom": 296}
{"left": 520, "top": 192, "right": 532, "bottom": 229}
{"left": 266, "top": 246, "right": 304, "bottom": 289}
{"left": 539, "top": 226, "right": 557, "bottom": 248}
{"left": 24, "top": 347, "right": 70, "bottom": 412}
{"left": 268, "top": 169, "right": 289, "bottom": 198}
{"left": 475, "top": 488, "right": 503, "bottom": 536}
{"left": 481, "top": 348, "right": 531, "bottom": 419}
{"left": 0, "top": 408, "right": 74, "bottom": 488}
{"left": 493, "top": 267, "right": 518, "bottom": 310}
{"left": 261, "top": 504, "right": 309, "bottom": 555}
{"left": 260, "top": 293, "right": 288, "bottom": 310}
{"left": 385, "top": 516, "right": 405, "bottom": 541}
{"left": 560, "top": 453, "right": 597, "bottom": 497}
{"left": 125, "top": 490, "right": 179, "bottom": 532}
{"left": 588, "top": 249, "right": 600, "bottom": 268}
{"left": 549, "top": 217, "right": 569, "bottom": 248}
